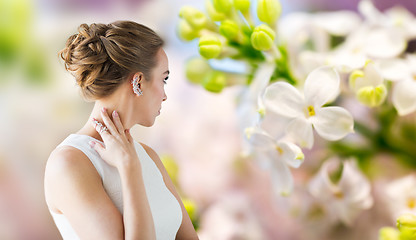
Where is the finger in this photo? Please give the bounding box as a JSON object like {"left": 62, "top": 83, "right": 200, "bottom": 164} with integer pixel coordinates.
{"left": 125, "top": 129, "right": 133, "bottom": 143}
{"left": 92, "top": 118, "right": 110, "bottom": 139}
{"left": 89, "top": 141, "right": 105, "bottom": 156}
{"left": 100, "top": 107, "right": 118, "bottom": 135}
{"left": 112, "top": 110, "right": 125, "bottom": 136}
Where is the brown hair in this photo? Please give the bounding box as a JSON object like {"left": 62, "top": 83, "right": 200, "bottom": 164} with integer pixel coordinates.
{"left": 59, "top": 21, "right": 164, "bottom": 100}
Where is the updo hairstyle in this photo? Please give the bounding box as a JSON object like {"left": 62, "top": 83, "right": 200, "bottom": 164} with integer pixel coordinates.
{"left": 59, "top": 21, "right": 164, "bottom": 100}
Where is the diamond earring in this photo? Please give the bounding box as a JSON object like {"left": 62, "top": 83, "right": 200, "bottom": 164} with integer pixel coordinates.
{"left": 132, "top": 76, "right": 143, "bottom": 96}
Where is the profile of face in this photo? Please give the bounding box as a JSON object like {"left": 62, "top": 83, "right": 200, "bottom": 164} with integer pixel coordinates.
{"left": 133, "top": 48, "right": 169, "bottom": 127}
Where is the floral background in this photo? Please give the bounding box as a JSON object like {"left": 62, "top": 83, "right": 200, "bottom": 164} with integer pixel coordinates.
{"left": 0, "top": 0, "right": 415, "bottom": 239}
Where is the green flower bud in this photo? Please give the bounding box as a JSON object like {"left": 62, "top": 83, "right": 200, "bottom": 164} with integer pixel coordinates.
{"left": 219, "top": 20, "right": 239, "bottom": 40}
{"left": 399, "top": 229, "right": 416, "bottom": 240}
{"left": 356, "top": 84, "right": 387, "bottom": 107}
{"left": 250, "top": 24, "right": 276, "bottom": 51}
{"left": 177, "top": 20, "right": 199, "bottom": 41}
{"left": 179, "top": 6, "right": 207, "bottom": 30}
{"left": 183, "top": 198, "right": 198, "bottom": 224}
{"left": 379, "top": 227, "right": 400, "bottom": 240}
{"left": 199, "top": 35, "right": 222, "bottom": 59}
{"left": 205, "top": 0, "right": 227, "bottom": 21}
{"left": 203, "top": 71, "right": 227, "bottom": 93}
{"left": 397, "top": 214, "right": 416, "bottom": 231}
{"left": 234, "top": 0, "right": 251, "bottom": 13}
{"left": 213, "top": 0, "right": 232, "bottom": 13}
{"left": 185, "top": 57, "right": 212, "bottom": 84}
{"left": 257, "top": 0, "right": 282, "bottom": 25}
{"left": 348, "top": 70, "right": 365, "bottom": 90}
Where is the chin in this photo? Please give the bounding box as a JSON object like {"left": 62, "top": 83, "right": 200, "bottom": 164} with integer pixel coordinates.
{"left": 140, "top": 119, "right": 156, "bottom": 127}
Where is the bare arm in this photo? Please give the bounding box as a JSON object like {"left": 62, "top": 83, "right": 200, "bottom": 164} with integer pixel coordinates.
{"left": 141, "top": 144, "right": 199, "bottom": 240}
{"left": 44, "top": 108, "right": 156, "bottom": 239}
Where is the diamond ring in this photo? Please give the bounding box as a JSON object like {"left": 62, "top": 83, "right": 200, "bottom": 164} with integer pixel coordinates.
{"left": 94, "top": 120, "right": 108, "bottom": 134}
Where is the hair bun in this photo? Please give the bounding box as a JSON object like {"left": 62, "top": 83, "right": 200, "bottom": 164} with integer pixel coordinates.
{"left": 59, "top": 21, "right": 164, "bottom": 100}
{"left": 59, "top": 23, "right": 110, "bottom": 89}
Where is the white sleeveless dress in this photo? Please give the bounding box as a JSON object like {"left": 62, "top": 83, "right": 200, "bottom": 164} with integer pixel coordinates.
{"left": 48, "top": 134, "right": 182, "bottom": 240}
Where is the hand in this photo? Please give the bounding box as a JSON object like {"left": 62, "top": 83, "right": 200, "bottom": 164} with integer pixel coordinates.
{"left": 89, "top": 107, "right": 139, "bottom": 169}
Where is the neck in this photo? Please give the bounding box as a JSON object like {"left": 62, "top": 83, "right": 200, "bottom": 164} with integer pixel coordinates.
{"left": 76, "top": 97, "right": 135, "bottom": 142}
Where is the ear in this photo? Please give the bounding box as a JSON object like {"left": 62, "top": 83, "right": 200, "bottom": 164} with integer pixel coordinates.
{"left": 132, "top": 72, "right": 144, "bottom": 83}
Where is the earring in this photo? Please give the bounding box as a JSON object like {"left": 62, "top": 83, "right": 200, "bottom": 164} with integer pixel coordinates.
{"left": 132, "top": 76, "right": 143, "bottom": 96}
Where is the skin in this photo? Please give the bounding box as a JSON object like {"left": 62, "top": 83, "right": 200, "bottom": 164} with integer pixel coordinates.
{"left": 44, "top": 48, "right": 199, "bottom": 240}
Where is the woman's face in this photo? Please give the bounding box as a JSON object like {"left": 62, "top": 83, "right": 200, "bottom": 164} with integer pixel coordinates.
{"left": 136, "top": 48, "right": 169, "bottom": 126}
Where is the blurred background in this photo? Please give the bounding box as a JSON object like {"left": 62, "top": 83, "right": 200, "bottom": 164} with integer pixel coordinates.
{"left": 0, "top": 0, "right": 415, "bottom": 239}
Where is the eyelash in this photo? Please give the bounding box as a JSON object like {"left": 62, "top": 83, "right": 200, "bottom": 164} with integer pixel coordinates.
{"left": 163, "top": 76, "right": 169, "bottom": 84}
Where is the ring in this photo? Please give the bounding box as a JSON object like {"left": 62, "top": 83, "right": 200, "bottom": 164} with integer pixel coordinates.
{"left": 99, "top": 126, "right": 108, "bottom": 134}
{"left": 94, "top": 120, "right": 108, "bottom": 134}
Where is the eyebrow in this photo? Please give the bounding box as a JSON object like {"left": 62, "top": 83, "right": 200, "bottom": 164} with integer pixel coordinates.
{"left": 164, "top": 70, "right": 170, "bottom": 75}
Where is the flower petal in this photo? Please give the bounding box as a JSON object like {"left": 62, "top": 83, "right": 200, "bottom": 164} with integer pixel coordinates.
{"left": 329, "top": 50, "right": 367, "bottom": 73}
{"left": 358, "top": 0, "right": 386, "bottom": 25}
{"left": 392, "top": 78, "right": 416, "bottom": 115}
{"left": 363, "top": 62, "right": 384, "bottom": 87}
{"left": 249, "top": 63, "right": 276, "bottom": 101}
{"left": 277, "top": 141, "right": 304, "bottom": 168}
{"left": 337, "top": 160, "right": 373, "bottom": 225}
{"left": 244, "top": 127, "right": 275, "bottom": 151}
{"left": 364, "top": 28, "right": 406, "bottom": 59}
{"left": 286, "top": 117, "right": 314, "bottom": 149}
{"left": 260, "top": 110, "right": 291, "bottom": 140}
{"left": 313, "top": 11, "right": 361, "bottom": 36}
{"left": 263, "top": 81, "right": 304, "bottom": 118}
{"left": 311, "top": 106, "right": 354, "bottom": 141}
{"left": 375, "top": 58, "right": 410, "bottom": 81}
{"left": 339, "top": 160, "right": 372, "bottom": 205}
{"left": 308, "top": 158, "right": 339, "bottom": 201}
{"left": 304, "top": 66, "right": 340, "bottom": 107}
{"left": 278, "top": 12, "right": 310, "bottom": 45}
{"left": 407, "top": 54, "right": 416, "bottom": 75}
{"left": 269, "top": 154, "right": 294, "bottom": 196}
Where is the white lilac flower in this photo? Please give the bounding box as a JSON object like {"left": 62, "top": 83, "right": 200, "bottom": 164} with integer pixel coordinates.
{"left": 324, "top": 24, "right": 370, "bottom": 73}
{"left": 236, "top": 62, "right": 275, "bottom": 137}
{"left": 236, "top": 62, "right": 277, "bottom": 159}
{"left": 327, "top": 23, "right": 405, "bottom": 73}
{"left": 327, "top": 1, "right": 413, "bottom": 72}
{"left": 308, "top": 158, "right": 373, "bottom": 226}
{"left": 356, "top": 0, "right": 408, "bottom": 59}
{"left": 375, "top": 55, "right": 416, "bottom": 115}
{"left": 278, "top": 10, "right": 361, "bottom": 53}
{"left": 385, "top": 175, "right": 416, "bottom": 219}
{"left": 359, "top": 0, "right": 416, "bottom": 39}
{"left": 278, "top": 11, "right": 361, "bottom": 78}
{"left": 349, "top": 61, "right": 387, "bottom": 107}
{"left": 262, "top": 66, "right": 354, "bottom": 149}
{"left": 245, "top": 127, "right": 304, "bottom": 196}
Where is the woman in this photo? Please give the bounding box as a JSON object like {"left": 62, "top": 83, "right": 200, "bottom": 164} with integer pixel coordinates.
{"left": 44, "top": 21, "right": 198, "bottom": 239}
